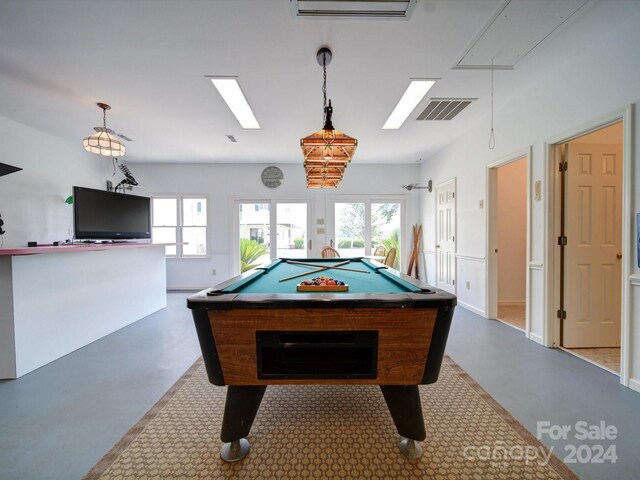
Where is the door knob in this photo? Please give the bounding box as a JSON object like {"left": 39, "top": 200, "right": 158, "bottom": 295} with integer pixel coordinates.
{"left": 616, "top": 252, "right": 622, "bottom": 259}
{"left": 436, "top": 245, "right": 440, "bottom": 249}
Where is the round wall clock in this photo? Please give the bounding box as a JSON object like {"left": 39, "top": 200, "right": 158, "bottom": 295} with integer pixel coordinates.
{"left": 261, "top": 166, "right": 284, "bottom": 188}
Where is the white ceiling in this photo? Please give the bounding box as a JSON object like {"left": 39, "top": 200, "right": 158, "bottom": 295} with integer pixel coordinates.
{"left": 0, "top": 0, "right": 600, "bottom": 164}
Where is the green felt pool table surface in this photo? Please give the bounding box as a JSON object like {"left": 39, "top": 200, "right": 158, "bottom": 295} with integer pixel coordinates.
{"left": 221, "top": 258, "right": 422, "bottom": 294}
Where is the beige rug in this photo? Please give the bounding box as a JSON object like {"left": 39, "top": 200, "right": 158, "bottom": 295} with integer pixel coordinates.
{"left": 85, "top": 357, "right": 577, "bottom": 479}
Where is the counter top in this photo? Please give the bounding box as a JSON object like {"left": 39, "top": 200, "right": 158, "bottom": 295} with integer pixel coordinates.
{"left": 0, "top": 242, "right": 175, "bottom": 256}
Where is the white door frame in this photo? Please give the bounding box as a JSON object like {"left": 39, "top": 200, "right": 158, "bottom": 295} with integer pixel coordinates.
{"left": 435, "top": 178, "right": 457, "bottom": 295}
{"left": 485, "top": 147, "right": 532, "bottom": 336}
{"left": 232, "top": 198, "right": 313, "bottom": 276}
{"left": 544, "top": 105, "right": 633, "bottom": 387}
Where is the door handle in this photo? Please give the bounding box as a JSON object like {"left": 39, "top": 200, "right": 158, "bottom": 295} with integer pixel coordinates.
{"left": 617, "top": 252, "right": 622, "bottom": 259}
{"left": 436, "top": 245, "right": 440, "bottom": 249}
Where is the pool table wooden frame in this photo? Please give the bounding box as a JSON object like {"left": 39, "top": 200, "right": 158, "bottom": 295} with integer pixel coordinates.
{"left": 187, "top": 257, "right": 456, "bottom": 462}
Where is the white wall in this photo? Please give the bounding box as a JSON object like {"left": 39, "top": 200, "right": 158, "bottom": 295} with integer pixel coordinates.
{"left": 418, "top": 2, "right": 640, "bottom": 388}
{"left": 497, "top": 159, "right": 526, "bottom": 304}
{"left": 0, "top": 115, "right": 111, "bottom": 247}
{"left": 132, "top": 162, "right": 421, "bottom": 289}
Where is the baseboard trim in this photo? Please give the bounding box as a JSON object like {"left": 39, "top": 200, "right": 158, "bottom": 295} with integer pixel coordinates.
{"left": 457, "top": 300, "right": 486, "bottom": 317}
{"left": 628, "top": 378, "right": 640, "bottom": 394}
{"left": 527, "top": 332, "right": 544, "bottom": 345}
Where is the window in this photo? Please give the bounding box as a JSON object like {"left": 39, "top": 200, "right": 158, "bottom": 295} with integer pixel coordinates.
{"left": 152, "top": 196, "right": 207, "bottom": 257}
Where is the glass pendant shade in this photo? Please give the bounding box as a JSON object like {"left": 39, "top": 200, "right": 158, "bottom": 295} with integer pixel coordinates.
{"left": 83, "top": 103, "right": 126, "bottom": 157}
{"left": 300, "top": 128, "right": 357, "bottom": 188}
{"left": 301, "top": 130, "right": 357, "bottom": 163}
{"left": 83, "top": 127, "right": 126, "bottom": 157}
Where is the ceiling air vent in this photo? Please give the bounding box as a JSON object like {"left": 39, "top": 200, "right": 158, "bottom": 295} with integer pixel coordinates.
{"left": 416, "top": 98, "right": 476, "bottom": 121}
{"left": 292, "top": 0, "right": 417, "bottom": 20}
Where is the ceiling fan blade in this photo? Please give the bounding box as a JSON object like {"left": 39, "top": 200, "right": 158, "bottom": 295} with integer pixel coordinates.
{"left": 114, "top": 131, "right": 133, "bottom": 142}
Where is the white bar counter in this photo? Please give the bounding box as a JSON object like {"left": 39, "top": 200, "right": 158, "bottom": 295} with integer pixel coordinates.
{"left": 0, "top": 243, "right": 170, "bottom": 378}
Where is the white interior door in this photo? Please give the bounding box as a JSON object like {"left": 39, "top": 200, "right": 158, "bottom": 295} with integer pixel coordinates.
{"left": 436, "top": 179, "right": 456, "bottom": 294}
{"left": 563, "top": 143, "right": 622, "bottom": 347}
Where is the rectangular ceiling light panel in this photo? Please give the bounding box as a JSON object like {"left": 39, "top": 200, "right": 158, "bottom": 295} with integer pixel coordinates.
{"left": 382, "top": 80, "right": 436, "bottom": 129}
{"left": 293, "top": 0, "right": 417, "bottom": 19}
{"left": 209, "top": 78, "right": 260, "bottom": 129}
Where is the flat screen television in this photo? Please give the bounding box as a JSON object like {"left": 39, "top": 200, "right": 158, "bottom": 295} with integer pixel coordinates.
{"left": 73, "top": 186, "right": 151, "bottom": 241}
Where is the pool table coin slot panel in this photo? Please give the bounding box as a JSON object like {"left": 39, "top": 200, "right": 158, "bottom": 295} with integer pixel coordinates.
{"left": 256, "top": 330, "right": 378, "bottom": 380}
{"left": 208, "top": 307, "right": 437, "bottom": 385}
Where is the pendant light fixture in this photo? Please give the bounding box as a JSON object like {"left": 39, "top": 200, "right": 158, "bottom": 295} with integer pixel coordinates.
{"left": 300, "top": 48, "right": 357, "bottom": 188}
{"left": 83, "top": 103, "right": 126, "bottom": 157}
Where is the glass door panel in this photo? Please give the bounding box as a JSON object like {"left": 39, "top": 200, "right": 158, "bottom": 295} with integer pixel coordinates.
{"left": 276, "top": 203, "right": 308, "bottom": 259}
{"left": 334, "top": 202, "right": 365, "bottom": 257}
{"left": 372, "top": 202, "right": 401, "bottom": 268}
{"left": 239, "top": 202, "right": 271, "bottom": 272}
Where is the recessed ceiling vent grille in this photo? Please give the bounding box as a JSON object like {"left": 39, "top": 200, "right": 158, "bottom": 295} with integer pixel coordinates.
{"left": 416, "top": 98, "right": 476, "bottom": 121}
{"left": 292, "top": 0, "right": 417, "bottom": 20}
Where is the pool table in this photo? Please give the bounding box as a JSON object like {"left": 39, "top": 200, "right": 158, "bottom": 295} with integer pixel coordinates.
{"left": 187, "top": 257, "right": 456, "bottom": 462}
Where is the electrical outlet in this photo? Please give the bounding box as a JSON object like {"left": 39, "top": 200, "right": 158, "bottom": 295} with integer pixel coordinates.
{"left": 0, "top": 213, "right": 5, "bottom": 235}
{"left": 466, "top": 281, "right": 471, "bottom": 290}
{"left": 211, "top": 269, "right": 217, "bottom": 276}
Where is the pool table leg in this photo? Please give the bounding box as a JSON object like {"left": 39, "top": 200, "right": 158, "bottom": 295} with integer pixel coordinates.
{"left": 380, "top": 385, "right": 426, "bottom": 459}
{"left": 219, "top": 385, "right": 267, "bottom": 463}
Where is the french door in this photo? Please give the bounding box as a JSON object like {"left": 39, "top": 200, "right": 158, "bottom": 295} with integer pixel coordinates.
{"left": 236, "top": 200, "right": 311, "bottom": 274}
{"left": 328, "top": 197, "right": 403, "bottom": 269}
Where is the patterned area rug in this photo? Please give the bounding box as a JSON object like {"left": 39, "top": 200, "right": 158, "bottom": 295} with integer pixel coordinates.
{"left": 85, "top": 357, "right": 577, "bottom": 479}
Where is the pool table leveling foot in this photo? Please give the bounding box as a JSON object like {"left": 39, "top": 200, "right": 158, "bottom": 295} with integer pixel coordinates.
{"left": 220, "top": 439, "right": 250, "bottom": 463}
{"left": 399, "top": 438, "right": 423, "bottom": 459}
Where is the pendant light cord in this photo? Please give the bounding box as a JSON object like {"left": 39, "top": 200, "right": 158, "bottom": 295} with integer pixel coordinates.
{"left": 489, "top": 58, "right": 496, "bottom": 150}
{"left": 322, "top": 53, "right": 327, "bottom": 110}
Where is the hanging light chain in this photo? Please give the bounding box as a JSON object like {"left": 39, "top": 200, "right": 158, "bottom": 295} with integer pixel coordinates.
{"left": 322, "top": 52, "right": 327, "bottom": 110}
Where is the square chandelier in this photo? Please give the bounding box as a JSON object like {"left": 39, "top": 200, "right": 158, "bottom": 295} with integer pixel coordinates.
{"left": 300, "top": 48, "right": 357, "bottom": 188}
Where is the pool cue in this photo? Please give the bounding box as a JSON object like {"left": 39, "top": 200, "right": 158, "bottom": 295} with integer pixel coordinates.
{"left": 415, "top": 224, "right": 422, "bottom": 279}
{"left": 286, "top": 260, "right": 370, "bottom": 274}
{"left": 278, "top": 260, "right": 350, "bottom": 282}
{"left": 407, "top": 224, "right": 417, "bottom": 276}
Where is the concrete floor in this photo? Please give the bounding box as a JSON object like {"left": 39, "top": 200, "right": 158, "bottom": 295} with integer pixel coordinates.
{"left": 0, "top": 293, "right": 201, "bottom": 480}
{"left": 0, "top": 293, "right": 638, "bottom": 479}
